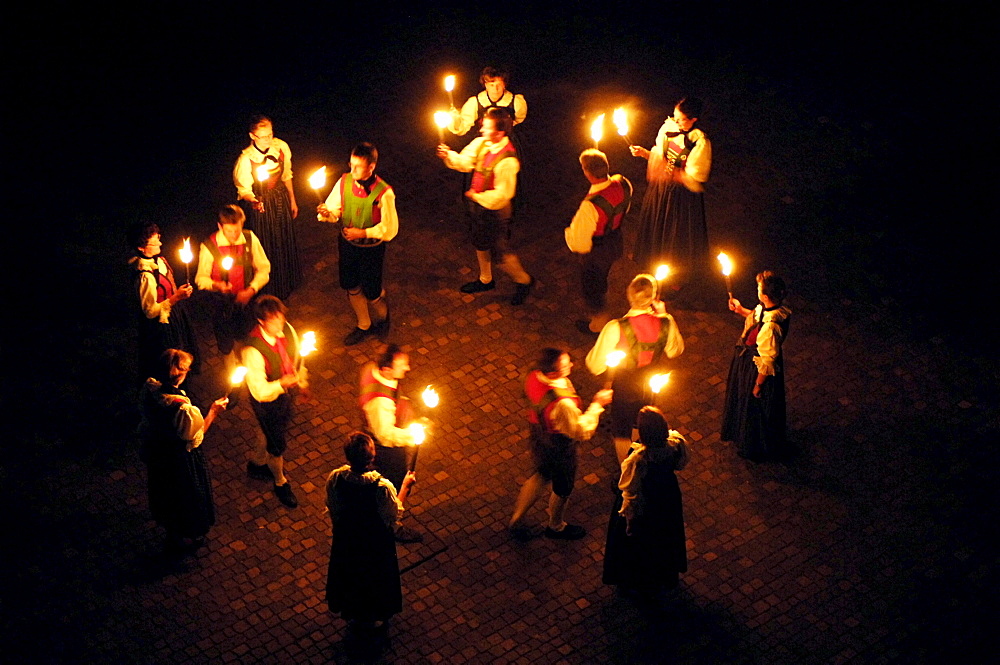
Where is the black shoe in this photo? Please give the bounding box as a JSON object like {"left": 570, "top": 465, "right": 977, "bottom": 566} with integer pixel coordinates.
{"left": 247, "top": 461, "right": 273, "bottom": 480}
{"left": 343, "top": 327, "right": 374, "bottom": 346}
{"left": 394, "top": 525, "right": 424, "bottom": 543}
{"left": 544, "top": 524, "right": 586, "bottom": 540}
{"left": 372, "top": 311, "right": 391, "bottom": 342}
{"left": 274, "top": 482, "right": 298, "bottom": 508}
{"left": 511, "top": 276, "right": 535, "bottom": 306}
{"left": 509, "top": 524, "right": 544, "bottom": 542}
{"left": 460, "top": 279, "right": 495, "bottom": 294}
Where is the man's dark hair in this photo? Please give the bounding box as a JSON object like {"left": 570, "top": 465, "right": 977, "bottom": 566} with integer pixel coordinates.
{"left": 538, "top": 347, "right": 566, "bottom": 375}
{"left": 352, "top": 142, "right": 379, "bottom": 165}
{"left": 254, "top": 295, "right": 287, "bottom": 321}
{"left": 377, "top": 343, "right": 404, "bottom": 370}
{"left": 484, "top": 107, "right": 513, "bottom": 135}
{"left": 218, "top": 204, "right": 246, "bottom": 227}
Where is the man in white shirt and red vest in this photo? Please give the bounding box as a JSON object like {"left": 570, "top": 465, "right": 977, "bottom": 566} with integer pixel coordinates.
{"left": 318, "top": 142, "right": 398, "bottom": 346}
{"left": 243, "top": 296, "right": 309, "bottom": 508}
{"left": 358, "top": 344, "right": 428, "bottom": 543}
{"left": 586, "top": 274, "right": 684, "bottom": 463}
{"left": 437, "top": 107, "right": 535, "bottom": 306}
{"left": 565, "top": 149, "right": 633, "bottom": 334}
{"left": 196, "top": 204, "right": 271, "bottom": 373}
{"left": 509, "top": 348, "right": 613, "bottom": 541}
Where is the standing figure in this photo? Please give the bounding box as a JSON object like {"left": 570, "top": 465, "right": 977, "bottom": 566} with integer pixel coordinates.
{"left": 721, "top": 271, "right": 791, "bottom": 461}
{"left": 629, "top": 98, "right": 711, "bottom": 285}
{"left": 437, "top": 108, "right": 535, "bottom": 305}
{"left": 128, "top": 222, "right": 198, "bottom": 379}
{"left": 508, "top": 348, "right": 613, "bottom": 541}
{"left": 140, "top": 349, "right": 228, "bottom": 554}
{"left": 603, "top": 406, "right": 689, "bottom": 593}
{"left": 196, "top": 205, "right": 271, "bottom": 374}
{"left": 234, "top": 115, "right": 301, "bottom": 299}
{"left": 326, "top": 432, "right": 415, "bottom": 630}
{"left": 586, "top": 274, "right": 684, "bottom": 464}
{"left": 565, "top": 149, "right": 633, "bottom": 334}
{"left": 318, "top": 143, "right": 397, "bottom": 346}
{"left": 446, "top": 65, "right": 527, "bottom": 139}
{"left": 358, "top": 344, "right": 427, "bottom": 543}
{"left": 243, "top": 296, "right": 309, "bottom": 507}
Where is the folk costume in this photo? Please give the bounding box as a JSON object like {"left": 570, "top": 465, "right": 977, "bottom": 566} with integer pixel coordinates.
{"left": 139, "top": 378, "right": 215, "bottom": 541}
{"left": 358, "top": 362, "right": 418, "bottom": 495}
{"left": 448, "top": 89, "right": 527, "bottom": 137}
{"left": 325, "top": 466, "right": 403, "bottom": 622}
{"left": 130, "top": 251, "right": 199, "bottom": 378}
{"left": 721, "top": 303, "right": 792, "bottom": 460}
{"left": 633, "top": 122, "right": 711, "bottom": 283}
{"left": 243, "top": 319, "right": 308, "bottom": 460}
{"left": 565, "top": 174, "right": 633, "bottom": 317}
{"left": 234, "top": 137, "right": 301, "bottom": 299}
{"left": 603, "top": 432, "right": 689, "bottom": 590}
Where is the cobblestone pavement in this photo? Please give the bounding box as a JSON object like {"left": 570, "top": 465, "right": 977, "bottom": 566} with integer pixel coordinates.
{"left": 12, "top": 73, "right": 997, "bottom": 665}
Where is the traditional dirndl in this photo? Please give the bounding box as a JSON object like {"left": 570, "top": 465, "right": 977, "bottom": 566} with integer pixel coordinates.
{"left": 252, "top": 183, "right": 301, "bottom": 300}
{"left": 721, "top": 345, "right": 788, "bottom": 460}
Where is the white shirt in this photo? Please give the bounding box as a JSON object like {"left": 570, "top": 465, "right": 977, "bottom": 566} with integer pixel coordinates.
{"left": 317, "top": 176, "right": 399, "bottom": 242}
{"left": 449, "top": 90, "right": 527, "bottom": 136}
{"left": 586, "top": 308, "right": 685, "bottom": 375}
{"left": 195, "top": 229, "right": 271, "bottom": 294}
{"left": 442, "top": 137, "right": 519, "bottom": 211}
{"left": 233, "top": 138, "right": 294, "bottom": 200}
{"left": 242, "top": 323, "right": 309, "bottom": 403}
{"left": 362, "top": 365, "right": 419, "bottom": 448}
{"left": 532, "top": 371, "right": 605, "bottom": 442}
{"left": 564, "top": 175, "right": 632, "bottom": 254}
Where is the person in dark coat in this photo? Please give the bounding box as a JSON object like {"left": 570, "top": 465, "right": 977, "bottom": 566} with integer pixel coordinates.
{"left": 603, "top": 406, "right": 689, "bottom": 593}
{"left": 140, "top": 349, "right": 228, "bottom": 553}
{"left": 326, "top": 432, "right": 416, "bottom": 630}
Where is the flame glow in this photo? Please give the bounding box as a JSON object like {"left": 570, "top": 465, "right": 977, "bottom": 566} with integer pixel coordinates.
{"left": 221, "top": 256, "right": 234, "bottom": 271}
{"left": 655, "top": 264, "right": 670, "bottom": 282}
{"left": 255, "top": 164, "right": 270, "bottom": 182}
{"left": 179, "top": 238, "right": 193, "bottom": 264}
{"left": 591, "top": 114, "right": 605, "bottom": 145}
{"left": 230, "top": 366, "right": 248, "bottom": 386}
{"left": 422, "top": 386, "right": 440, "bottom": 408}
{"left": 308, "top": 166, "right": 327, "bottom": 190}
{"left": 717, "top": 252, "right": 733, "bottom": 277}
{"left": 613, "top": 107, "right": 629, "bottom": 136}
{"left": 409, "top": 423, "right": 426, "bottom": 445}
{"left": 649, "top": 372, "right": 671, "bottom": 394}
{"left": 299, "top": 331, "right": 317, "bottom": 357}
{"left": 606, "top": 350, "right": 627, "bottom": 368}
{"left": 444, "top": 75, "right": 455, "bottom": 92}
{"left": 434, "top": 111, "right": 451, "bottom": 129}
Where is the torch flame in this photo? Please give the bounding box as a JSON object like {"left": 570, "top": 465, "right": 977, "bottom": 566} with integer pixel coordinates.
{"left": 434, "top": 111, "right": 451, "bottom": 129}
{"left": 654, "top": 264, "right": 670, "bottom": 282}
{"left": 179, "top": 238, "right": 193, "bottom": 264}
{"left": 717, "top": 252, "right": 733, "bottom": 277}
{"left": 221, "top": 256, "right": 234, "bottom": 271}
{"left": 649, "top": 372, "right": 671, "bottom": 394}
{"left": 606, "top": 350, "right": 626, "bottom": 369}
{"left": 299, "top": 331, "right": 317, "bottom": 357}
{"left": 255, "top": 164, "right": 270, "bottom": 182}
{"left": 230, "top": 366, "right": 248, "bottom": 386}
{"left": 308, "top": 166, "right": 327, "bottom": 190}
{"left": 422, "top": 386, "right": 440, "bottom": 408}
{"left": 409, "top": 422, "right": 426, "bottom": 445}
{"left": 591, "top": 114, "right": 605, "bottom": 145}
{"left": 444, "top": 75, "right": 455, "bottom": 92}
{"left": 613, "top": 107, "right": 629, "bottom": 136}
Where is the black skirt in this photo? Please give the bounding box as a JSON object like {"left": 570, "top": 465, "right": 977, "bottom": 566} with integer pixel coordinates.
{"left": 721, "top": 347, "right": 787, "bottom": 460}
{"left": 633, "top": 178, "right": 708, "bottom": 279}
{"left": 252, "top": 184, "right": 302, "bottom": 300}
{"left": 146, "top": 443, "right": 215, "bottom": 539}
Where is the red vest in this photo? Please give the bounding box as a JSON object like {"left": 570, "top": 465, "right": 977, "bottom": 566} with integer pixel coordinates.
{"left": 246, "top": 323, "right": 297, "bottom": 382}
{"left": 524, "top": 370, "right": 580, "bottom": 434}
{"left": 137, "top": 256, "right": 177, "bottom": 303}
{"left": 587, "top": 175, "right": 631, "bottom": 237}
{"left": 616, "top": 313, "right": 670, "bottom": 369}
{"left": 204, "top": 231, "right": 255, "bottom": 293}
{"left": 471, "top": 139, "right": 517, "bottom": 193}
{"left": 359, "top": 362, "right": 398, "bottom": 409}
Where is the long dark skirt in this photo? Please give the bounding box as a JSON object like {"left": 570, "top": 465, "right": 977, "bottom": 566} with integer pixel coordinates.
{"left": 603, "top": 462, "right": 686, "bottom": 589}
{"left": 146, "top": 444, "right": 215, "bottom": 539}
{"left": 137, "top": 301, "right": 200, "bottom": 379}
{"left": 253, "top": 185, "right": 302, "bottom": 300}
{"left": 633, "top": 178, "right": 708, "bottom": 279}
{"left": 327, "top": 481, "right": 402, "bottom": 622}
{"left": 721, "top": 348, "right": 787, "bottom": 460}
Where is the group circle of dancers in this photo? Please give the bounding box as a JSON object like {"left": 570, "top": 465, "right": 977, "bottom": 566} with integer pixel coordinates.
{"left": 129, "top": 65, "right": 791, "bottom": 630}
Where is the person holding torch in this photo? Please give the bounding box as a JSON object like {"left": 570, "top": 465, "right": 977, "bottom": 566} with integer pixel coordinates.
{"left": 128, "top": 222, "right": 198, "bottom": 380}
{"left": 242, "top": 296, "right": 309, "bottom": 508}
{"left": 358, "top": 344, "right": 428, "bottom": 543}
{"left": 586, "top": 274, "right": 684, "bottom": 464}
{"left": 317, "top": 143, "right": 397, "bottom": 346}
